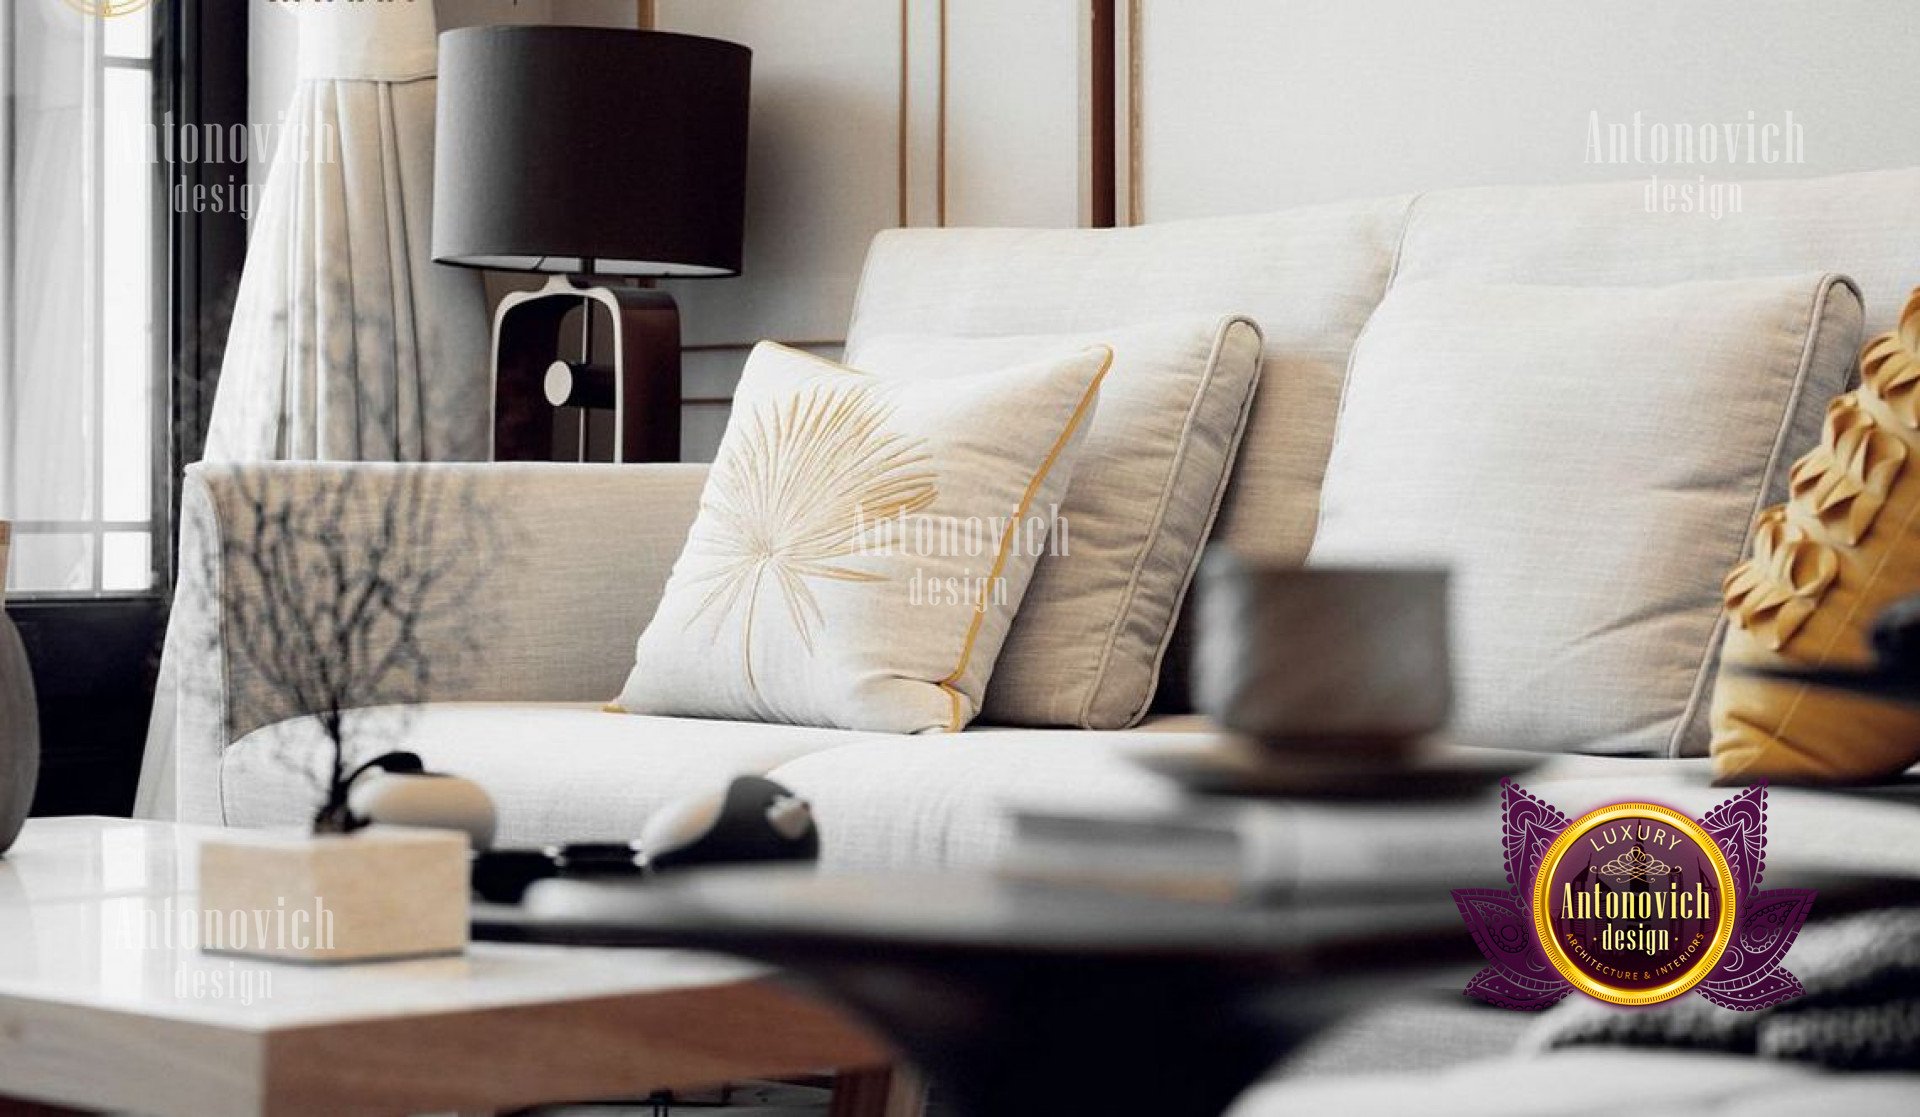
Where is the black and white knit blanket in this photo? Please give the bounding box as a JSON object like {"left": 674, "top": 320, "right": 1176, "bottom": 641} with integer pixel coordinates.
{"left": 1523, "top": 908, "right": 1920, "bottom": 1070}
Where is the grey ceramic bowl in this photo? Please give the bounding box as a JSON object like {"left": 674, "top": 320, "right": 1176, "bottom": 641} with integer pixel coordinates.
{"left": 1192, "top": 549, "right": 1451, "bottom": 749}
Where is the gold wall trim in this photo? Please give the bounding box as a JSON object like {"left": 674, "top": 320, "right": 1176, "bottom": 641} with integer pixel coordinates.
{"left": 936, "top": 0, "right": 949, "bottom": 226}
{"left": 898, "top": 0, "right": 911, "bottom": 227}
{"left": 636, "top": 1, "right": 656, "bottom": 31}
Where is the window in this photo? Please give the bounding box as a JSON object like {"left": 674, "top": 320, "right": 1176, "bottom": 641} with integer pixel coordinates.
{"left": 0, "top": 2, "right": 160, "bottom": 596}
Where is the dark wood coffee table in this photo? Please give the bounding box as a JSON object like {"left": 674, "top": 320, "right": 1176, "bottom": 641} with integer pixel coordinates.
{"left": 474, "top": 869, "right": 1474, "bottom": 1117}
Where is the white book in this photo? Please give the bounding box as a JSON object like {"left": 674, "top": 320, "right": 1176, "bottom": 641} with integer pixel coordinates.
{"left": 1003, "top": 799, "right": 1501, "bottom": 903}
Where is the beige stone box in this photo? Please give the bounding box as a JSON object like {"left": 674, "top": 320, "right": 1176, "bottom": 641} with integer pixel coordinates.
{"left": 197, "top": 825, "right": 470, "bottom": 962}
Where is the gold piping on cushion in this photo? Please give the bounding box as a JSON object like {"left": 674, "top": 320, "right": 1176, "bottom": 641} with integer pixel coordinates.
{"left": 1861, "top": 287, "right": 1920, "bottom": 429}
{"left": 1786, "top": 395, "right": 1909, "bottom": 545}
{"left": 935, "top": 346, "right": 1115, "bottom": 732}
{"left": 1721, "top": 506, "right": 1839, "bottom": 651}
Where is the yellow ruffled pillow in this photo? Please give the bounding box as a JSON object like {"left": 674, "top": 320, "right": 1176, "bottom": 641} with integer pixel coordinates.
{"left": 1711, "top": 286, "right": 1920, "bottom": 783}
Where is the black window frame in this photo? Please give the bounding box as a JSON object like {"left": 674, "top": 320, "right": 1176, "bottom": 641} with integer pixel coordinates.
{"left": 9, "top": 0, "right": 248, "bottom": 818}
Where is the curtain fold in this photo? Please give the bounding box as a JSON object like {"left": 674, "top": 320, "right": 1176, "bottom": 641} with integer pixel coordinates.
{"left": 203, "top": 52, "right": 486, "bottom": 460}
{"left": 136, "top": 2, "right": 487, "bottom": 818}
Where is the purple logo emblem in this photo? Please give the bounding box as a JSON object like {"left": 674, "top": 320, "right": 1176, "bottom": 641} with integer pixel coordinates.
{"left": 1454, "top": 780, "right": 1813, "bottom": 1010}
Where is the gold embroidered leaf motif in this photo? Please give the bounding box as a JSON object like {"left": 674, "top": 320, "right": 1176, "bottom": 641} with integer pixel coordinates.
{"left": 688, "top": 380, "right": 938, "bottom": 694}
{"left": 1722, "top": 507, "right": 1838, "bottom": 651}
{"left": 1788, "top": 395, "right": 1909, "bottom": 545}
{"left": 1861, "top": 286, "right": 1920, "bottom": 430}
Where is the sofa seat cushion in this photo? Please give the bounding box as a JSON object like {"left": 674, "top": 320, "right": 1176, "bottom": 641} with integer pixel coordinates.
{"left": 219, "top": 703, "right": 884, "bottom": 845}
{"left": 771, "top": 723, "right": 1920, "bottom": 881}
{"left": 1230, "top": 1049, "right": 1920, "bottom": 1116}
{"left": 766, "top": 723, "right": 1208, "bottom": 870}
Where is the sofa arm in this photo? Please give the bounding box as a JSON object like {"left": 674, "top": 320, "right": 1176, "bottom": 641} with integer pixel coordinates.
{"left": 167, "top": 460, "right": 707, "bottom": 823}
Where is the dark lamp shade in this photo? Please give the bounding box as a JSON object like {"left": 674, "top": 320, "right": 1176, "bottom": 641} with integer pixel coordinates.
{"left": 432, "top": 27, "right": 751, "bottom": 278}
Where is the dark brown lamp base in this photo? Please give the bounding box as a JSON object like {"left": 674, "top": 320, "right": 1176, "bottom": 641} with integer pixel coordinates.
{"left": 491, "top": 275, "right": 681, "bottom": 463}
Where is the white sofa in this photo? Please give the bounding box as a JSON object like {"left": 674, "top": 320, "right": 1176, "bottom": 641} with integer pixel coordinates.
{"left": 170, "top": 166, "right": 1920, "bottom": 848}
{"left": 162, "top": 167, "right": 1920, "bottom": 1102}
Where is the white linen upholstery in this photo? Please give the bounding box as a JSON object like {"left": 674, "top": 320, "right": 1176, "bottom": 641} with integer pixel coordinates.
{"left": 164, "top": 461, "right": 707, "bottom": 824}
{"left": 219, "top": 703, "right": 879, "bottom": 845}
{"left": 847, "top": 168, "right": 1920, "bottom": 716}
{"left": 1309, "top": 274, "right": 1863, "bottom": 757}
{"left": 160, "top": 170, "right": 1920, "bottom": 868}
{"left": 767, "top": 725, "right": 1200, "bottom": 870}
{"left": 771, "top": 724, "right": 1920, "bottom": 882}
{"left": 851, "top": 316, "right": 1264, "bottom": 729}
{"left": 1396, "top": 168, "right": 1920, "bottom": 340}
{"left": 847, "top": 199, "right": 1411, "bottom": 571}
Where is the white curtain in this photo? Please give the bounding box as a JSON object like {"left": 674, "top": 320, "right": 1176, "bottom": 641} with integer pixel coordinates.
{"left": 205, "top": 2, "right": 488, "bottom": 461}
{"left": 136, "top": 2, "right": 488, "bottom": 817}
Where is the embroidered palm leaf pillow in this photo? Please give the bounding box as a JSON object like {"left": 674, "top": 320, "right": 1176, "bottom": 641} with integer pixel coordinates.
{"left": 616, "top": 341, "right": 1110, "bottom": 733}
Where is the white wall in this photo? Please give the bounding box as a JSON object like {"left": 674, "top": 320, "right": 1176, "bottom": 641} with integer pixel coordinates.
{"left": 246, "top": 1, "right": 1920, "bottom": 459}
{"left": 1134, "top": 0, "right": 1920, "bottom": 220}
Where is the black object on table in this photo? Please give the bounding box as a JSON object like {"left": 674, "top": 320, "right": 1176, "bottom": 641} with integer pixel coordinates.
{"left": 473, "top": 868, "right": 1474, "bottom": 1117}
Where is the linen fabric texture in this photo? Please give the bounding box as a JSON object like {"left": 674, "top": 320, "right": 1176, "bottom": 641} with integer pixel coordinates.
{"left": 849, "top": 315, "right": 1264, "bottom": 729}
{"left": 1309, "top": 273, "right": 1863, "bottom": 757}
{"left": 617, "top": 341, "right": 1112, "bottom": 734}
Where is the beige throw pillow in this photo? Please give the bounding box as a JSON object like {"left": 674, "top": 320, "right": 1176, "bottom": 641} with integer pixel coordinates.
{"left": 616, "top": 341, "right": 1111, "bottom": 733}
{"left": 850, "top": 315, "right": 1263, "bottom": 729}
{"left": 1309, "top": 273, "right": 1862, "bottom": 756}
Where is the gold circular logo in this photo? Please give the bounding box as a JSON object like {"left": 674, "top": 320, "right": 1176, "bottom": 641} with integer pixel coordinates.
{"left": 1531, "top": 802, "right": 1737, "bottom": 1006}
{"left": 60, "top": 0, "right": 154, "bottom": 17}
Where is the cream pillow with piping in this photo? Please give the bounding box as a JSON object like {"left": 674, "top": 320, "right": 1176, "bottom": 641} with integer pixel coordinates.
{"left": 851, "top": 315, "right": 1263, "bottom": 729}
{"left": 616, "top": 341, "right": 1111, "bottom": 733}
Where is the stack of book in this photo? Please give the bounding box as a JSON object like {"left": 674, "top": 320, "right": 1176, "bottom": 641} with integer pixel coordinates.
{"left": 1001, "top": 795, "right": 1502, "bottom": 904}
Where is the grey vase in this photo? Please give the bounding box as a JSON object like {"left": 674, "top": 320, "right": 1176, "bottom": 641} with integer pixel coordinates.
{"left": 0, "top": 610, "right": 38, "bottom": 855}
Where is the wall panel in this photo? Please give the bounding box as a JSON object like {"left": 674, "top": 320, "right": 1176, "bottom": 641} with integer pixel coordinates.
{"left": 1135, "top": 0, "right": 1920, "bottom": 221}
{"left": 656, "top": 0, "right": 909, "bottom": 351}
{"left": 943, "top": 0, "right": 1084, "bottom": 227}
{"left": 657, "top": 0, "right": 1094, "bottom": 456}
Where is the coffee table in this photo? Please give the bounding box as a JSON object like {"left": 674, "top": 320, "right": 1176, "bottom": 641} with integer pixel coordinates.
{"left": 478, "top": 867, "right": 1476, "bottom": 1117}
{"left": 0, "top": 818, "right": 895, "bottom": 1117}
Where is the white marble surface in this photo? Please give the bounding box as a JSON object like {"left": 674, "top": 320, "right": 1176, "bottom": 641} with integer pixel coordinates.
{"left": 0, "top": 817, "right": 760, "bottom": 1030}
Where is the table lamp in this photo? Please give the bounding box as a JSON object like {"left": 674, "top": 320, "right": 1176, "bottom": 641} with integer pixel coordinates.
{"left": 432, "top": 27, "right": 751, "bottom": 462}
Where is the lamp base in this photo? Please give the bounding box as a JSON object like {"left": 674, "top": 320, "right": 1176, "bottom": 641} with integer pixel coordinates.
{"left": 490, "top": 275, "right": 681, "bottom": 463}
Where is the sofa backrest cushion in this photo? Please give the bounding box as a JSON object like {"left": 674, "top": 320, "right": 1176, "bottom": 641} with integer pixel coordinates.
{"left": 846, "top": 198, "right": 1413, "bottom": 568}
{"left": 1309, "top": 273, "right": 1863, "bottom": 758}
{"left": 1395, "top": 168, "right": 1920, "bottom": 339}
{"left": 845, "top": 167, "right": 1920, "bottom": 723}
{"left": 851, "top": 315, "right": 1264, "bottom": 730}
